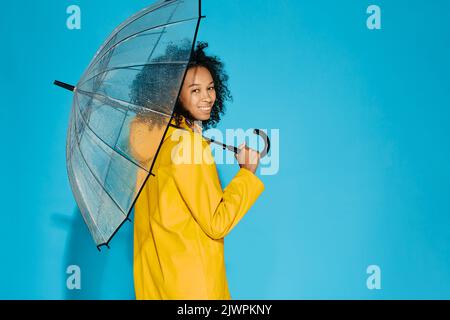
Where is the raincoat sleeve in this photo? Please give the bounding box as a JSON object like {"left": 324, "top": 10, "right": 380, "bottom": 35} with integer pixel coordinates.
{"left": 169, "top": 131, "right": 265, "bottom": 240}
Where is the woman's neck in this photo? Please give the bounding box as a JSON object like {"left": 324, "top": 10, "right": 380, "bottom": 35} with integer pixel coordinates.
{"left": 185, "top": 117, "right": 203, "bottom": 133}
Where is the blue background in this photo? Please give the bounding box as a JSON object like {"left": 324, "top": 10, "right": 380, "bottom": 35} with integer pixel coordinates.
{"left": 1, "top": 0, "right": 449, "bottom": 299}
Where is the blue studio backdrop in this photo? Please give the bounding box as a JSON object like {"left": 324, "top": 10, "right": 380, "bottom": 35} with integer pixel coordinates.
{"left": 1, "top": 0, "right": 450, "bottom": 299}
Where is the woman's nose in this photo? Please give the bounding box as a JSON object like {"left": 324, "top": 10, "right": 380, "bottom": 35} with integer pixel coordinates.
{"left": 201, "top": 90, "right": 212, "bottom": 102}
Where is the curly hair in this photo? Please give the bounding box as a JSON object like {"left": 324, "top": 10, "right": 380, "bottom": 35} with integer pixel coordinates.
{"left": 129, "top": 40, "right": 232, "bottom": 130}
{"left": 173, "top": 41, "right": 232, "bottom": 129}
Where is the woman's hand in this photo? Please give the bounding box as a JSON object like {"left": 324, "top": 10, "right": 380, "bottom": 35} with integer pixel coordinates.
{"left": 235, "top": 142, "right": 261, "bottom": 174}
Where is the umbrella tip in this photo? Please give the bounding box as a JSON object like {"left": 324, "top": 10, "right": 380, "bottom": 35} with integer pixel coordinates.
{"left": 53, "top": 80, "right": 75, "bottom": 92}
{"left": 97, "top": 243, "right": 110, "bottom": 251}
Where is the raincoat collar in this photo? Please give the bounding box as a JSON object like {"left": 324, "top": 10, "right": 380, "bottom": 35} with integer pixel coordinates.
{"left": 169, "top": 115, "right": 203, "bottom": 133}
{"left": 165, "top": 115, "right": 203, "bottom": 142}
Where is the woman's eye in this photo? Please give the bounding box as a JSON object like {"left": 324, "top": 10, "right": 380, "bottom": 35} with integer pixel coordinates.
{"left": 191, "top": 87, "right": 214, "bottom": 93}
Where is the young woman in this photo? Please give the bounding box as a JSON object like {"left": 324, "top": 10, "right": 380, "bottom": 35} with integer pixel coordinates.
{"left": 132, "top": 42, "right": 265, "bottom": 300}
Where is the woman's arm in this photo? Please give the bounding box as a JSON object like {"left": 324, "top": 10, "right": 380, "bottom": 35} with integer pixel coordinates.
{"left": 169, "top": 131, "right": 265, "bottom": 240}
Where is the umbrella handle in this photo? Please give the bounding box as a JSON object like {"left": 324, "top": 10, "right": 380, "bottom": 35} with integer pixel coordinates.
{"left": 169, "top": 124, "right": 271, "bottom": 158}
{"left": 253, "top": 128, "right": 271, "bottom": 158}
{"left": 210, "top": 128, "right": 271, "bottom": 158}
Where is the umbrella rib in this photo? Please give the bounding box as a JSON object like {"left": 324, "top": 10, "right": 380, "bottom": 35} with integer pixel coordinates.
{"left": 144, "top": 0, "right": 181, "bottom": 70}
{"left": 73, "top": 95, "right": 151, "bottom": 173}
{"left": 72, "top": 107, "right": 128, "bottom": 225}
{"left": 83, "top": 16, "right": 198, "bottom": 82}
{"left": 78, "top": 61, "right": 187, "bottom": 90}
{"left": 68, "top": 159, "right": 108, "bottom": 245}
{"left": 77, "top": 88, "right": 172, "bottom": 119}
{"left": 78, "top": 30, "right": 169, "bottom": 86}
{"left": 91, "top": 0, "right": 177, "bottom": 67}
{"left": 67, "top": 117, "right": 109, "bottom": 245}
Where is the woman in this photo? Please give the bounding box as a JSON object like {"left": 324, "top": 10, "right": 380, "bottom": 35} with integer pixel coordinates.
{"left": 132, "top": 42, "right": 265, "bottom": 300}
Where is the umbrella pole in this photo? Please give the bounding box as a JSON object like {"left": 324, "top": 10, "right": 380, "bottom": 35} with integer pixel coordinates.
{"left": 205, "top": 137, "right": 239, "bottom": 154}
{"left": 168, "top": 124, "right": 271, "bottom": 157}
{"left": 53, "top": 80, "right": 75, "bottom": 92}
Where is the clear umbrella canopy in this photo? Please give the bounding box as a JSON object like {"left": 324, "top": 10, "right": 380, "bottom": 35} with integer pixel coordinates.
{"left": 64, "top": 0, "right": 202, "bottom": 248}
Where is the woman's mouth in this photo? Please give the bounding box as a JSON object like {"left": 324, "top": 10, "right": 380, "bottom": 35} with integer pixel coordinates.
{"left": 198, "top": 105, "right": 211, "bottom": 112}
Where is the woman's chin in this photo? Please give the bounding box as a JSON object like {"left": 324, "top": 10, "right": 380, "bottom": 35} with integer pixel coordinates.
{"left": 195, "top": 113, "right": 211, "bottom": 121}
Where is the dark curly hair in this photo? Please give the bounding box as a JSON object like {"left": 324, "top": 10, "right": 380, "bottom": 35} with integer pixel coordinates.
{"left": 130, "top": 40, "right": 232, "bottom": 130}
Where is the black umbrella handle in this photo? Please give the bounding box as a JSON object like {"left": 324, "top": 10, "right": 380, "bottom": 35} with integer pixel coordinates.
{"left": 253, "top": 128, "right": 271, "bottom": 158}
{"left": 207, "top": 128, "right": 271, "bottom": 158}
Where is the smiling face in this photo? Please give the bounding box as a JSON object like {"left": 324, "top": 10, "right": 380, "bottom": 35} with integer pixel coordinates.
{"left": 178, "top": 66, "right": 216, "bottom": 122}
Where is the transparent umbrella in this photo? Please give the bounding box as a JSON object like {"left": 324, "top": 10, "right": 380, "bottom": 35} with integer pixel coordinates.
{"left": 54, "top": 0, "right": 203, "bottom": 250}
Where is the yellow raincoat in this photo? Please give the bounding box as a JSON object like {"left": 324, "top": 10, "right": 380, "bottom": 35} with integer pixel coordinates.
{"left": 132, "top": 115, "right": 265, "bottom": 300}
